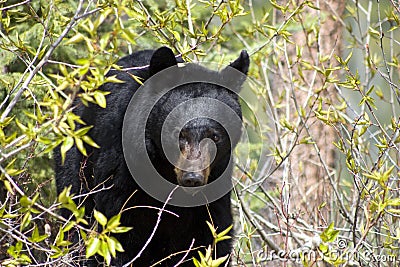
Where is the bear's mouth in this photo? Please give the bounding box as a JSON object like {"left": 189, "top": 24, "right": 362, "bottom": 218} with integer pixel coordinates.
{"left": 174, "top": 141, "right": 212, "bottom": 187}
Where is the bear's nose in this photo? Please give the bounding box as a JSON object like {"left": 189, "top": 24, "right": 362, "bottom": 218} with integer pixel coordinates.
{"left": 181, "top": 172, "right": 204, "bottom": 187}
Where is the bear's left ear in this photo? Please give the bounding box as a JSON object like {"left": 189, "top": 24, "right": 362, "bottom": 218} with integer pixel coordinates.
{"left": 149, "top": 47, "right": 178, "bottom": 76}
{"left": 221, "top": 50, "right": 250, "bottom": 92}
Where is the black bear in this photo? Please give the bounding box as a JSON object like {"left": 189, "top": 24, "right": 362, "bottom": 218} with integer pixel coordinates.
{"left": 55, "top": 47, "right": 249, "bottom": 266}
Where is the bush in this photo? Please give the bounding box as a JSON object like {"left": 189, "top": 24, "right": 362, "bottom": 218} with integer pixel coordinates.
{"left": 0, "top": 0, "right": 399, "bottom": 266}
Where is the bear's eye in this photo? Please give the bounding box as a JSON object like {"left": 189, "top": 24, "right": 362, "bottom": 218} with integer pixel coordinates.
{"left": 211, "top": 133, "right": 220, "bottom": 143}
{"left": 179, "top": 137, "right": 189, "bottom": 145}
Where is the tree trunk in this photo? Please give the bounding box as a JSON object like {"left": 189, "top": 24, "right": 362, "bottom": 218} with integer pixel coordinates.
{"left": 269, "top": 0, "right": 346, "bottom": 234}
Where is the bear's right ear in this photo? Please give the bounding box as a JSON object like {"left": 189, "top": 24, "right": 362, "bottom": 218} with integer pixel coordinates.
{"left": 227, "top": 50, "right": 250, "bottom": 76}
{"left": 220, "top": 50, "right": 250, "bottom": 92}
{"left": 149, "top": 47, "right": 178, "bottom": 76}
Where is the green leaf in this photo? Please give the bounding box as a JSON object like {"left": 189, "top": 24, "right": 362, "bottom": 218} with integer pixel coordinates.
{"left": 105, "top": 76, "right": 124, "bottom": 84}
{"left": 94, "top": 91, "right": 107, "bottom": 108}
{"left": 107, "top": 214, "right": 121, "bottom": 230}
{"left": 75, "top": 126, "right": 93, "bottom": 136}
{"left": 216, "top": 225, "right": 232, "bottom": 241}
{"left": 82, "top": 135, "right": 100, "bottom": 148}
{"left": 50, "top": 245, "right": 65, "bottom": 258}
{"left": 128, "top": 73, "right": 144, "bottom": 85}
{"left": 3, "top": 180, "right": 13, "bottom": 194}
{"left": 106, "top": 236, "right": 117, "bottom": 257}
{"left": 110, "top": 226, "right": 133, "bottom": 233}
{"left": 20, "top": 212, "right": 32, "bottom": 231}
{"left": 58, "top": 186, "right": 72, "bottom": 204}
{"left": 75, "top": 137, "right": 87, "bottom": 156}
{"left": 100, "top": 239, "right": 111, "bottom": 265}
{"left": 387, "top": 198, "right": 400, "bottom": 206}
{"left": 29, "top": 226, "right": 48, "bottom": 243}
{"left": 110, "top": 236, "right": 124, "bottom": 252}
{"left": 15, "top": 119, "right": 28, "bottom": 132}
{"left": 63, "top": 221, "right": 76, "bottom": 232}
{"left": 344, "top": 50, "right": 353, "bottom": 64}
{"left": 320, "top": 222, "right": 339, "bottom": 243}
{"left": 19, "top": 253, "right": 32, "bottom": 264}
{"left": 60, "top": 136, "right": 74, "bottom": 164}
{"left": 206, "top": 221, "right": 216, "bottom": 237}
{"left": 20, "top": 196, "right": 32, "bottom": 207}
{"left": 211, "top": 255, "right": 229, "bottom": 267}
{"left": 64, "top": 33, "right": 85, "bottom": 45}
{"left": 193, "top": 258, "right": 201, "bottom": 267}
{"left": 86, "top": 237, "right": 100, "bottom": 258}
{"left": 368, "top": 26, "right": 380, "bottom": 37}
{"left": 94, "top": 210, "right": 108, "bottom": 227}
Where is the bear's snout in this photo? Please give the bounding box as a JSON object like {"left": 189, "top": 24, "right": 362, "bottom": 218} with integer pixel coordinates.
{"left": 181, "top": 172, "right": 204, "bottom": 187}
{"left": 174, "top": 140, "right": 211, "bottom": 187}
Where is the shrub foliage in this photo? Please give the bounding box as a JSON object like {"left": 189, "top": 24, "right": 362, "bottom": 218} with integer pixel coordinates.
{"left": 0, "top": 0, "right": 399, "bottom": 266}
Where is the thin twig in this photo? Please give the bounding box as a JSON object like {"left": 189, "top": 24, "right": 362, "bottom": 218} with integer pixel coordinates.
{"left": 0, "top": 0, "right": 30, "bottom": 11}
{"left": 122, "top": 186, "right": 179, "bottom": 267}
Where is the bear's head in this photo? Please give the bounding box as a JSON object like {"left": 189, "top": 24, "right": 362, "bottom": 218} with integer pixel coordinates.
{"left": 144, "top": 47, "right": 249, "bottom": 188}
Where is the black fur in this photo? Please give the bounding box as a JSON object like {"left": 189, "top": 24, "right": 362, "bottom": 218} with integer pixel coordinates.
{"left": 54, "top": 47, "right": 249, "bottom": 266}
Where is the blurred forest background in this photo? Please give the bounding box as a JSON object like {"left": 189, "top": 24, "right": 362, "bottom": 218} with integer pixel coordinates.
{"left": 0, "top": 0, "right": 399, "bottom": 266}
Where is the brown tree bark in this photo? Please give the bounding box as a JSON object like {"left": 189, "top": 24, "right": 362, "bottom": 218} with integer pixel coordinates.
{"left": 272, "top": 0, "right": 346, "bottom": 227}
{"left": 291, "top": 0, "right": 346, "bottom": 225}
